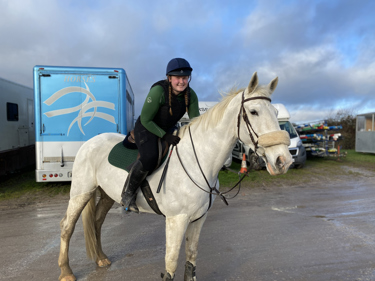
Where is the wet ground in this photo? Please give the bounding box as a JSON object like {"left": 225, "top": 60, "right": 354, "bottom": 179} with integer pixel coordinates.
{"left": 1, "top": 175, "right": 375, "bottom": 280}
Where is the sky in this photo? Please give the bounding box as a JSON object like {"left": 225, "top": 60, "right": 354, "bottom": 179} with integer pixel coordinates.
{"left": 1, "top": 0, "right": 374, "bottom": 123}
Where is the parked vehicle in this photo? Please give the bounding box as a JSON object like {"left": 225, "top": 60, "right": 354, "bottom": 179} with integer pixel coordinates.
{"left": 0, "top": 77, "right": 35, "bottom": 176}
{"left": 34, "top": 66, "right": 135, "bottom": 182}
{"left": 232, "top": 103, "right": 306, "bottom": 169}
{"left": 179, "top": 101, "right": 232, "bottom": 168}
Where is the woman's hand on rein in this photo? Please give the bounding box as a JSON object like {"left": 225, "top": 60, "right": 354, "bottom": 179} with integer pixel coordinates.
{"left": 162, "top": 133, "right": 180, "bottom": 146}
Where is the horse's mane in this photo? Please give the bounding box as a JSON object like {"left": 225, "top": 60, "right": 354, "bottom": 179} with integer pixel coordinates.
{"left": 178, "top": 87, "right": 243, "bottom": 137}
{"left": 178, "top": 84, "right": 272, "bottom": 137}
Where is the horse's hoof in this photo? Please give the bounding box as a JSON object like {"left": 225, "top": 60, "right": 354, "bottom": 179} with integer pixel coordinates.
{"left": 184, "top": 261, "right": 196, "bottom": 281}
{"left": 60, "top": 274, "right": 76, "bottom": 281}
{"left": 97, "top": 258, "right": 112, "bottom": 267}
{"left": 161, "top": 272, "right": 174, "bottom": 280}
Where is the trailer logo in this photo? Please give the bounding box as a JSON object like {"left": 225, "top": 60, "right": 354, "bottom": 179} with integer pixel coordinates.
{"left": 43, "top": 82, "right": 115, "bottom": 136}
{"left": 64, "top": 75, "right": 96, "bottom": 83}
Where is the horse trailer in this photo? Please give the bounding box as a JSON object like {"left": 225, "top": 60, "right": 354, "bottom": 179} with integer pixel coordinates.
{"left": 0, "top": 77, "right": 35, "bottom": 176}
{"left": 34, "top": 66, "right": 135, "bottom": 182}
{"left": 356, "top": 112, "right": 375, "bottom": 153}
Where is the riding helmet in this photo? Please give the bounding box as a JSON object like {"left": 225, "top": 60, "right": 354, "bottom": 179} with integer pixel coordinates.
{"left": 166, "top": 58, "right": 193, "bottom": 76}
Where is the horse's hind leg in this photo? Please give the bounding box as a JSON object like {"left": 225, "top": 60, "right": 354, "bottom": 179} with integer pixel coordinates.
{"left": 184, "top": 214, "right": 208, "bottom": 281}
{"left": 94, "top": 187, "right": 114, "bottom": 267}
{"left": 58, "top": 192, "right": 95, "bottom": 281}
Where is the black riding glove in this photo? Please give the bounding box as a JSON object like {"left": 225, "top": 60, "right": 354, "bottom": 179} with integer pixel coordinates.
{"left": 162, "top": 133, "right": 180, "bottom": 146}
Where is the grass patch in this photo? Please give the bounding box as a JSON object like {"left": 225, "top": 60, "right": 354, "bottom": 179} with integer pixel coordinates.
{"left": 0, "top": 170, "right": 71, "bottom": 201}
{"left": 0, "top": 150, "right": 373, "bottom": 201}
{"left": 219, "top": 149, "right": 374, "bottom": 188}
{"left": 344, "top": 150, "right": 375, "bottom": 166}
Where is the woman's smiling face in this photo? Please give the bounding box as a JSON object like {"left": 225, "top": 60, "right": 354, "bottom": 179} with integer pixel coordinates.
{"left": 168, "top": 75, "right": 189, "bottom": 95}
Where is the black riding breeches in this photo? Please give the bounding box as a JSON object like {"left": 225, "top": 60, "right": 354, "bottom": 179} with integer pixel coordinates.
{"left": 134, "top": 118, "right": 159, "bottom": 172}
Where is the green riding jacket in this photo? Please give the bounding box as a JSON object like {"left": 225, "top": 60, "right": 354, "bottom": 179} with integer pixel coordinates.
{"left": 140, "top": 85, "right": 200, "bottom": 138}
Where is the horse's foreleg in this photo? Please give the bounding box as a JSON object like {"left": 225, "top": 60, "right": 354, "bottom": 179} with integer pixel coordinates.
{"left": 163, "top": 214, "right": 190, "bottom": 280}
{"left": 95, "top": 188, "right": 114, "bottom": 267}
{"left": 184, "top": 214, "right": 207, "bottom": 281}
{"left": 58, "top": 192, "right": 94, "bottom": 281}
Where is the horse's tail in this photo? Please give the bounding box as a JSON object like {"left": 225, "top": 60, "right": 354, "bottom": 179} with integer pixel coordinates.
{"left": 82, "top": 189, "right": 99, "bottom": 261}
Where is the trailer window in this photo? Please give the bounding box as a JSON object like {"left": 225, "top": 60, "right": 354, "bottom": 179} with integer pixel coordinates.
{"left": 126, "top": 90, "right": 133, "bottom": 105}
{"left": 357, "top": 116, "right": 366, "bottom": 131}
{"left": 7, "top": 102, "right": 19, "bottom": 121}
{"left": 357, "top": 114, "right": 374, "bottom": 131}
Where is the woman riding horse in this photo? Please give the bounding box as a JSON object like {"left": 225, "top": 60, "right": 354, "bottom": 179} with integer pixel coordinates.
{"left": 121, "top": 58, "right": 200, "bottom": 212}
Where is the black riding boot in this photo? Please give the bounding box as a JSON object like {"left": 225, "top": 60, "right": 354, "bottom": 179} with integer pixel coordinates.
{"left": 121, "top": 160, "right": 148, "bottom": 213}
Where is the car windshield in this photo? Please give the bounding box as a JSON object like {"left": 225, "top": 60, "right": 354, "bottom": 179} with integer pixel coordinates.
{"left": 279, "top": 121, "right": 298, "bottom": 138}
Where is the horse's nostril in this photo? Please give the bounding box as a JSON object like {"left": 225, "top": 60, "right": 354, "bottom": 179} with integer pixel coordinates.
{"left": 276, "top": 155, "right": 285, "bottom": 169}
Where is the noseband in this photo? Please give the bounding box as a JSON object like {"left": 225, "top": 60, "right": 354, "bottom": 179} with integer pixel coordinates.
{"left": 237, "top": 91, "right": 272, "bottom": 157}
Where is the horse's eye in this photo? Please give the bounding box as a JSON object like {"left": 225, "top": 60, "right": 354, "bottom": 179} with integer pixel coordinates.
{"left": 250, "top": 110, "right": 258, "bottom": 116}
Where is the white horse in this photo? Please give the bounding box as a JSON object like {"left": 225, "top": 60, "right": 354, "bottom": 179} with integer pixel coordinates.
{"left": 58, "top": 72, "right": 293, "bottom": 281}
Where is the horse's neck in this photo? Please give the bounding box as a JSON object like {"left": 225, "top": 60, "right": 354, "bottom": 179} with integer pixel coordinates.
{"left": 186, "top": 96, "right": 240, "bottom": 181}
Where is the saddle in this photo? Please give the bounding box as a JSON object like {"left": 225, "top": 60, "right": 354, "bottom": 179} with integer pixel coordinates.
{"left": 108, "top": 131, "right": 173, "bottom": 216}
{"left": 123, "top": 129, "right": 169, "bottom": 170}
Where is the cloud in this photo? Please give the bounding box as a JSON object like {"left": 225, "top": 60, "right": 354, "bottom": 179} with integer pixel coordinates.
{"left": 0, "top": 0, "right": 374, "bottom": 123}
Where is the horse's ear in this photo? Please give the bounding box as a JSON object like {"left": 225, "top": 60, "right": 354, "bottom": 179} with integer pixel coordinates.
{"left": 247, "top": 72, "right": 258, "bottom": 94}
{"left": 268, "top": 77, "right": 278, "bottom": 94}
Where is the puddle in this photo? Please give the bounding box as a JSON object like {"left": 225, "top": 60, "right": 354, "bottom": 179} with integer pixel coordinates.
{"left": 271, "top": 206, "right": 298, "bottom": 213}
{"left": 341, "top": 166, "right": 375, "bottom": 177}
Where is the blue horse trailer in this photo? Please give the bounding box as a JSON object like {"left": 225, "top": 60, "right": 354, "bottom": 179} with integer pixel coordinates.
{"left": 34, "top": 66, "right": 135, "bottom": 182}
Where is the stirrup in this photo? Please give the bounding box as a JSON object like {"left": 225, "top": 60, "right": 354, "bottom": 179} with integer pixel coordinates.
{"left": 125, "top": 197, "right": 139, "bottom": 213}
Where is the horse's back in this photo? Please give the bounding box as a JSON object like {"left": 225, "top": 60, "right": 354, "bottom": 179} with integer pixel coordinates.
{"left": 70, "top": 133, "right": 125, "bottom": 196}
{"left": 76, "top": 133, "right": 125, "bottom": 159}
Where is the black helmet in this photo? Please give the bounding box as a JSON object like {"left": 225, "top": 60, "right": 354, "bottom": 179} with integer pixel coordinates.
{"left": 166, "top": 58, "right": 193, "bottom": 76}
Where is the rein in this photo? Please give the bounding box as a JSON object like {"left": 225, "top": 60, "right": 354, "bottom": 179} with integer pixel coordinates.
{"left": 176, "top": 126, "right": 248, "bottom": 206}
{"left": 175, "top": 92, "right": 273, "bottom": 207}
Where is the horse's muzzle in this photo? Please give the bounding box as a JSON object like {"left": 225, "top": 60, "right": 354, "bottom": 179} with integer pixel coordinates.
{"left": 267, "top": 154, "right": 293, "bottom": 175}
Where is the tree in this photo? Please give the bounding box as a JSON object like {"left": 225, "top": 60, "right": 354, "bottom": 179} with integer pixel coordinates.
{"left": 326, "top": 109, "right": 356, "bottom": 149}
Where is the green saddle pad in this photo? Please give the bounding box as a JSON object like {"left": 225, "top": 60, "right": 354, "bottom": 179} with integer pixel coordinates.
{"left": 108, "top": 142, "right": 139, "bottom": 172}
{"left": 108, "top": 141, "right": 169, "bottom": 172}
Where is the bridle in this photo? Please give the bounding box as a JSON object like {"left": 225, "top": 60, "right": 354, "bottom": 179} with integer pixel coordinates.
{"left": 237, "top": 91, "right": 272, "bottom": 158}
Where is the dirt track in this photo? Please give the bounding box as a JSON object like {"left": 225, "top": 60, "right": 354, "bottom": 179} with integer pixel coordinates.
{"left": 1, "top": 167, "right": 375, "bottom": 280}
